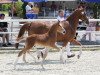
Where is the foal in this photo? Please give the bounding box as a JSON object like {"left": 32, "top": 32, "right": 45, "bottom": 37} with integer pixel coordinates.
{"left": 14, "top": 22, "right": 65, "bottom": 69}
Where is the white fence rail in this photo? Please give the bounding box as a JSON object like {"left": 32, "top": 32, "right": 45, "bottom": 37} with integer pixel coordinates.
{"left": 0, "top": 19, "right": 57, "bottom": 22}
{"left": 0, "top": 19, "right": 100, "bottom": 22}
{"left": 0, "top": 19, "right": 100, "bottom": 43}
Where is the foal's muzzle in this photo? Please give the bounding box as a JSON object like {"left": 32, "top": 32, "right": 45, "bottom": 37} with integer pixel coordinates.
{"left": 63, "top": 31, "right": 66, "bottom": 34}
{"left": 62, "top": 29, "right": 66, "bottom": 35}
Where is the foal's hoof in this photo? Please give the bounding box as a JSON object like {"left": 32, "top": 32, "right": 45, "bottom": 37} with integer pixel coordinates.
{"left": 24, "top": 61, "right": 29, "bottom": 63}
{"left": 77, "top": 55, "right": 80, "bottom": 59}
{"left": 42, "top": 66, "right": 45, "bottom": 70}
{"left": 60, "top": 58, "right": 66, "bottom": 64}
{"left": 34, "top": 60, "right": 36, "bottom": 63}
{"left": 14, "top": 65, "right": 17, "bottom": 70}
{"left": 41, "top": 65, "right": 45, "bottom": 70}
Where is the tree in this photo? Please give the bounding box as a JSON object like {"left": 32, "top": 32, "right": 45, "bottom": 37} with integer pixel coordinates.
{"left": 15, "top": 1, "right": 23, "bottom": 18}
{"left": 21, "top": 2, "right": 28, "bottom": 19}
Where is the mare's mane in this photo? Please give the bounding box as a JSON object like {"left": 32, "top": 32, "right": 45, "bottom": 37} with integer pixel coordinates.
{"left": 66, "top": 9, "right": 79, "bottom": 22}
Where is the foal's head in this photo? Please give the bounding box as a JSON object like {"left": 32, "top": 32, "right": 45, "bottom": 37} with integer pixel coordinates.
{"left": 49, "top": 21, "right": 66, "bottom": 36}
{"left": 57, "top": 22, "right": 66, "bottom": 34}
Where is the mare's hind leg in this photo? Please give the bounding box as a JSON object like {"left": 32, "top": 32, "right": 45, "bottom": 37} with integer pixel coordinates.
{"left": 70, "top": 39, "right": 83, "bottom": 59}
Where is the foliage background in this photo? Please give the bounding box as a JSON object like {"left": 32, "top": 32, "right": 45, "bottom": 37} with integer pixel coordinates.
{"left": 1, "top": 1, "right": 23, "bottom": 18}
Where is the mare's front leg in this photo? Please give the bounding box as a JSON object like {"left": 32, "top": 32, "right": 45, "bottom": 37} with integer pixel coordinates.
{"left": 70, "top": 39, "right": 83, "bottom": 59}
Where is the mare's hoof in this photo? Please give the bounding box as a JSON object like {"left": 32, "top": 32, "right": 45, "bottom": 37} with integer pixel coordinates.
{"left": 67, "top": 54, "right": 75, "bottom": 58}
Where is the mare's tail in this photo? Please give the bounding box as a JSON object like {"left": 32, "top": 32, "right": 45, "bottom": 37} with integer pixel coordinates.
{"left": 15, "top": 22, "right": 31, "bottom": 49}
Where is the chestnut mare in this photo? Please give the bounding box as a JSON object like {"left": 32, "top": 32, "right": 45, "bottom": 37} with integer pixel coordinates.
{"left": 15, "top": 8, "right": 89, "bottom": 61}
{"left": 14, "top": 21, "right": 66, "bottom": 69}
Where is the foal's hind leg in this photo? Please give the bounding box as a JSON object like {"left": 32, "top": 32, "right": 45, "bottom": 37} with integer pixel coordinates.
{"left": 71, "top": 39, "right": 83, "bottom": 59}
{"left": 23, "top": 52, "right": 28, "bottom": 63}
{"left": 23, "top": 46, "right": 36, "bottom": 63}
{"left": 14, "top": 48, "right": 28, "bottom": 69}
{"left": 14, "top": 39, "right": 35, "bottom": 69}
{"left": 23, "top": 50, "right": 36, "bottom": 63}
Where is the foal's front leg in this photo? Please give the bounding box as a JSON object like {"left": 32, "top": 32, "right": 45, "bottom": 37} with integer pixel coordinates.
{"left": 23, "top": 52, "right": 27, "bottom": 63}
{"left": 53, "top": 45, "right": 65, "bottom": 63}
{"left": 39, "top": 47, "right": 49, "bottom": 69}
{"left": 59, "top": 47, "right": 66, "bottom": 63}
{"left": 41, "top": 57, "right": 45, "bottom": 69}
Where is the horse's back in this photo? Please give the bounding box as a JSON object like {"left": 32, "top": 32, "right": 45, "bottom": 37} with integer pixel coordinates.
{"left": 28, "top": 21, "right": 57, "bottom": 35}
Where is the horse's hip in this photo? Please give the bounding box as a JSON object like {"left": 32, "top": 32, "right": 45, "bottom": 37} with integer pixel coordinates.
{"left": 28, "top": 28, "right": 49, "bottom": 35}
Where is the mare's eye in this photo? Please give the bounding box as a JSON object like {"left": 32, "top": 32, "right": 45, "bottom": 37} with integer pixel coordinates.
{"left": 81, "top": 12, "right": 84, "bottom": 15}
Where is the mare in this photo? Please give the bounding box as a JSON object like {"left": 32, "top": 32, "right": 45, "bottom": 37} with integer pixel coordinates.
{"left": 15, "top": 8, "right": 89, "bottom": 62}
{"left": 14, "top": 21, "right": 66, "bottom": 69}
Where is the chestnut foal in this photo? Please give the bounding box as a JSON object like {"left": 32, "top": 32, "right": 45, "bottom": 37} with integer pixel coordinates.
{"left": 14, "top": 21, "right": 65, "bottom": 69}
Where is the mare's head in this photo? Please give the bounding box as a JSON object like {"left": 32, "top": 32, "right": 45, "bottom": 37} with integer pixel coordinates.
{"left": 66, "top": 8, "right": 89, "bottom": 25}
{"left": 76, "top": 8, "right": 89, "bottom": 24}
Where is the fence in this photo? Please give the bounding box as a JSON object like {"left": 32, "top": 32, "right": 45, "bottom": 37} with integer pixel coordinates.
{"left": 0, "top": 19, "right": 100, "bottom": 48}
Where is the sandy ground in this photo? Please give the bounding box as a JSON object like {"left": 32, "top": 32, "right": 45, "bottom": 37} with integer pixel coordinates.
{"left": 0, "top": 50, "right": 100, "bottom": 75}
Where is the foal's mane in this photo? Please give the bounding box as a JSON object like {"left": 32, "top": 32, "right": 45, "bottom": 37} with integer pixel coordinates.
{"left": 45, "top": 21, "right": 59, "bottom": 38}
{"left": 47, "top": 21, "right": 59, "bottom": 33}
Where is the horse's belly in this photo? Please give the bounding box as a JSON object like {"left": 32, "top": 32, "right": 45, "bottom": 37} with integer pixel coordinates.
{"left": 35, "top": 42, "right": 53, "bottom": 49}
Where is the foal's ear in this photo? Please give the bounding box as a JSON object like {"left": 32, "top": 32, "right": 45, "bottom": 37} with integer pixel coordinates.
{"left": 57, "top": 20, "right": 60, "bottom": 23}
{"left": 56, "top": 21, "right": 60, "bottom": 25}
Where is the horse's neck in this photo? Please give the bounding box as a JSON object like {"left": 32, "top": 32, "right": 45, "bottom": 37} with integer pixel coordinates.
{"left": 48, "top": 23, "right": 58, "bottom": 37}
{"left": 67, "top": 13, "right": 79, "bottom": 32}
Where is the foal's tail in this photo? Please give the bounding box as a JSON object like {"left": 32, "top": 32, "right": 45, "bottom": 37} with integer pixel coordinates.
{"left": 15, "top": 22, "right": 31, "bottom": 49}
